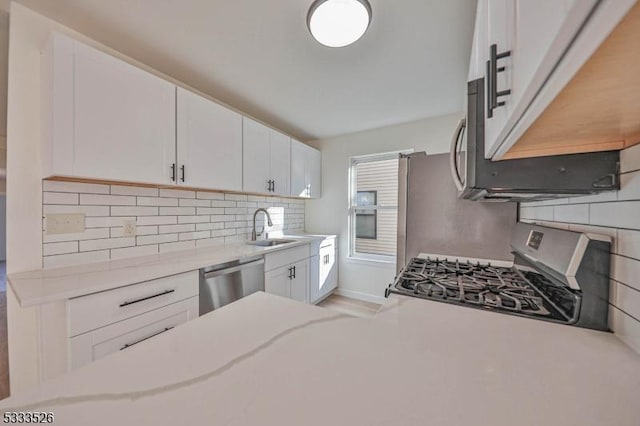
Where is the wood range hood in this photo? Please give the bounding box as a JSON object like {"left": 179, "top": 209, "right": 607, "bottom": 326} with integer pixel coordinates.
{"left": 503, "top": 1, "right": 640, "bottom": 160}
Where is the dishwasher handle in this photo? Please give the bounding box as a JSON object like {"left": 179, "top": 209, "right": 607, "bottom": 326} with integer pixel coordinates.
{"left": 202, "top": 258, "right": 265, "bottom": 280}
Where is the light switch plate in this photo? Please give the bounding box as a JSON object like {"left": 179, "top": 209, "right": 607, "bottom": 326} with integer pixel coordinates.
{"left": 122, "top": 219, "right": 137, "bottom": 237}
{"left": 45, "top": 213, "right": 86, "bottom": 235}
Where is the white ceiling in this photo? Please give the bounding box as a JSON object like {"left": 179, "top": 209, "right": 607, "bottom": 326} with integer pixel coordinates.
{"left": 16, "top": 0, "right": 477, "bottom": 141}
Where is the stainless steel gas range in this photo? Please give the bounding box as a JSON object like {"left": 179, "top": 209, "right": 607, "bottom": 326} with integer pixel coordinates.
{"left": 386, "top": 223, "right": 612, "bottom": 331}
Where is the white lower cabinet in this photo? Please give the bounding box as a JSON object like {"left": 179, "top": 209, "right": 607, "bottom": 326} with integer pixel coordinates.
{"left": 69, "top": 297, "right": 198, "bottom": 370}
{"left": 264, "top": 244, "right": 311, "bottom": 303}
{"left": 65, "top": 271, "right": 199, "bottom": 371}
{"left": 309, "top": 237, "right": 338, "bottom": 304}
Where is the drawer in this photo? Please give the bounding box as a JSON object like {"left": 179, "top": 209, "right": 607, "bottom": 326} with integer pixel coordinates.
{"left": 68, "top": 270, "right": 199, "bottom": 337}
{"left": 309, "top": 236, "right": 336, "bottom": 257}
{"left": 265, "top": 244, "right": 310, "bottom": 272}
{"left": 69, "top": 296, "right": 198, "bottom": 370}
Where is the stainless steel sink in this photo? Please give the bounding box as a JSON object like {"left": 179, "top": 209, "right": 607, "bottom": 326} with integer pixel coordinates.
{"left": 247, "top": 239, "right": 296, "bottom": 247}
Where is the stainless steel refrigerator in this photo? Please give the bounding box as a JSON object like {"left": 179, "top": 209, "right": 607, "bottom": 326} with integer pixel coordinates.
{"left": 397, "top": 152, "right": 518, "bottom": 273}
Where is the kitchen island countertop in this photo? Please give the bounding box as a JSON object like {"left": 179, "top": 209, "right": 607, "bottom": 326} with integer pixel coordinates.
{"left": 1, "top": 292, "right": 639, "bottom": 425}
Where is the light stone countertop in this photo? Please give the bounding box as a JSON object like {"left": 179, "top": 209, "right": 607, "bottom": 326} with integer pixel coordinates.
{"left": 0, "top": 292, "right": 638, "bottom": 425}
{"left": 8, "top": 235, "right": 329, "bottom": 307}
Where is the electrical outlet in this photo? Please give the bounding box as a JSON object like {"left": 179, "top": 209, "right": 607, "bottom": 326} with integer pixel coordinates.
{"left": 122, "top": 219, "right": 137, "bottom": 237}
{"left": 45, "top": 214, "right": 86, "bottom": 235}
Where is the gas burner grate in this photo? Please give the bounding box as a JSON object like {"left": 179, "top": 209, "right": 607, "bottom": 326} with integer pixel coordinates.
{"left": 389, "top": 257, "right": 577, "bottom": 322}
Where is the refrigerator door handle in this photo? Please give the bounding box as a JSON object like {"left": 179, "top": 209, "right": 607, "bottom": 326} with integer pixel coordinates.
{"left": 449, "top": 117, "right": 466, "bottom": 192}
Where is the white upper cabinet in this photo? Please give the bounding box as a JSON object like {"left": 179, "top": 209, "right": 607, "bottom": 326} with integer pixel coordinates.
{"left": 290, "top": 139, "right": 322, "bottom": 198}
{"left": 43, "top": 32, "right": 176, "bottom": 185}
{"left": 242, "top": 118, "right": 294, "bottom": 197}
{"left": 269, "top": 130, "right": 291, "bottom": 197}
{"left": 242, "top": 118, "right": 272, "bottom": 194}
{"left": 475, "top": 0, "right": 635, "bottom": 159}
{"left": 176, "top": 88, "right": 243, "bottom": 191}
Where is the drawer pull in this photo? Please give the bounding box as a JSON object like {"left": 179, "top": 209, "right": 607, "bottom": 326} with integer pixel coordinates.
{"left": 119, "top": 289, "right": 175, "bottom": 307}
{"left": 120, "top": 326, "right": 174, "bottom": 351}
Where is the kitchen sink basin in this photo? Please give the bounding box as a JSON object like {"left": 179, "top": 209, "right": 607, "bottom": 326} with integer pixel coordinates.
{"left": 247, "top": 239, "right": 296, "bottom": 247}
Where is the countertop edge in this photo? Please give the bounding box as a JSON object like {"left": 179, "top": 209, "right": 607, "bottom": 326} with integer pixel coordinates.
{"left": 9, "top": 234, "right": 336, "bottom": 307}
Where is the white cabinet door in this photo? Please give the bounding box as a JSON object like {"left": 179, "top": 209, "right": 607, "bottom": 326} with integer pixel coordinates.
{"left": 270, "top": 131, "right": 291, "bottom": 196}
{"left": 242, "top": 118, "right": 271, "bottom": 194}
{"left": 484, "top": 0, "right": 514, "bottom": 158}
{"left": 290, "top": 139, "right": 307, "bottom": 197}
{"left": 290, "top": 259, "right": 309, "bottom": 303}
{"left": 71, "top": 40, "right": 176, "bottom": 185}
{"left": 265, "top": 265, "right": 291, "bottom": 298}
{"left": 176, "top": 88, "right": 242, "bottom": 191}
{"left": 290, "top": 140, "right": 321, "bottom": 199}
{"left": 308, "top": 146, "right": 322, "bottom": 199}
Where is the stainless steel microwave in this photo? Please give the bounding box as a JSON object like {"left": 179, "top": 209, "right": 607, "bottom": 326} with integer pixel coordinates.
{"left": 449, "top": 78, "right": 620, "bottom": 202}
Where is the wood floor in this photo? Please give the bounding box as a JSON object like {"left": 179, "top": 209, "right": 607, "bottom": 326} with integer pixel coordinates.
{"left": 317, "top": 294, "right": 381, "bottom": 319}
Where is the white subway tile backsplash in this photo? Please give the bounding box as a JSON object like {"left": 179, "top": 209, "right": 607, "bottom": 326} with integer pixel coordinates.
{"left": 196, "top": 191, "right": 225, "bottom": 200}
{"left": 159, "top": 188, "right": 195, "bottom": 199}
{"left": 618, "top": 171, "right": 640, "bottom": 201}
{"left": 85, "top": 216, "right": 135, "bottom": 228}
{"left": 621, "top": 143, "right": 640, "bottom": 173}
{"left": 196, "top": 222, "right": 225, "bottom": 231}
{"left": 178, "top": 215, "right": 210, "bottom": 224}
{"left": 520, "top": 149, "right": 640, "bottom": 353}
{"left": 159, "top": 207, "right": 195, "bottom": 216}
{"left": 43, "top": 250, "right": 110, "bottom": 268}
{"left": 80, "top": 194, "right": 136, "bottom": 206}
{"left": 609, "top": 306, "right": 640, "bottom": 354}
{"left": 611, "top": 255, "right": 640, "bottom": 291}
{"left": 110, "top": 185, "right": 159, "bottom": 197}
{"left": 616, "top": 230, "right": 640, "bottom": 260}
{"left": 590, "top": 201, "right": 640, "bottom": 229}
{"left": 110, "top": 244, "right": 158, "bottom": 260}
{"left": 196, "top": 237, "right": 225, "bottom": 248}
{"left": 225, "top": 193, "right": 247, "bottom": 201}
{"left": 44, "top": 205, "right": 110, "bottom": 217}
{"left": 158, "top": 224, "right": 195, "bottom": 234}
{"left": 136, "top": 216, "right": 178, "bottom": 226}
{"left": 179, "top": 198, "right": 210, "bottom": 207}
{"left": 137, "top": 197, "right": 179, "bottom": 207}
{"left": 43, "top": 227, "right": 110, "bottom": 243}
{"left": 179, "top": 231, "right": 211, "bottom": 241}
{"left": 159, "top": 240, "right": 195, "bottom": 253}
{"left": 611, "top": 281, "right": 640, "bottom": 323}
{"left": 43, "top": 241, "right": 78, "bottom": 256}
{"left": 137, "top": 233, "right": 178, "bottom": 246}
{"left": 80, "top": 237, "right": 135, "bottom": 252}
{"left": 553, "top": 204, "right": 589, "bottom": 224}
{"left": 43, "top": 192, "right": 79, "bottom": 205}
{"left": 110, "top": 225, "right": 157, "bottom": 238}
{"left": 111, "top": 206, "right": 158, "bottom": 216}
{"left": 42, "top": 180, "right": 305, "bottom": 269}
{"left": 43, "top": 180, "right": 109, "bottom": 194}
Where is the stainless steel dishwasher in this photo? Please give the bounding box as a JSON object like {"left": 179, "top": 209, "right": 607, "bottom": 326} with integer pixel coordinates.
{"left": 199, "top": 257, "right": 265, "bottom": 316}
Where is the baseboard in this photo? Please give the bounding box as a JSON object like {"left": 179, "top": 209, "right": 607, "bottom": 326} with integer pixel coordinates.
{"left": 334, "top": 288, "right": 386, "bottom": 305}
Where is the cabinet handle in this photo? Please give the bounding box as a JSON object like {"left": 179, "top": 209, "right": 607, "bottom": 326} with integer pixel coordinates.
{"left": 171, "top": 163, "right": 177, "bottom": 182}
{"left": 487, "top": 44, "right": 511, "bottom": 118}
{"left": 180, "top": 165, "right": 185, "bottom": 182}
{"left": 119, "top": 289, "right": 175, "bottom": 307}
{"left": 120, "top": 326, "right": 174, "bottom": 351}
{"left": 267, "top": 180, "right": 273, "bottom": 192}
{"left": 272, "top": 180, "right": 276, "bottom": 193}
{"left": 287, "top": 266, "right": 292, "bottom": 279}
{"left": 293, "top": 265, "right": 296, "bottom": 279}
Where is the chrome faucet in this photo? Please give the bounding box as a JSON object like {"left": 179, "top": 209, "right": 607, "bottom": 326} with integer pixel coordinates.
{"left": 251, "top": 208, "right": 273, "bottom": 241}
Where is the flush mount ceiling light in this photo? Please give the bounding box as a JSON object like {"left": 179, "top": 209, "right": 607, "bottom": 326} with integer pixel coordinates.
{"left": 307, "top": 0, "right": 372, "bottom": 48}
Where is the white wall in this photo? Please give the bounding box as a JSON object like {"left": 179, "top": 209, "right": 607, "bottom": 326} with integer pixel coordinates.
{"left": 305, "top": 113, "right": 462, "bottom": 303}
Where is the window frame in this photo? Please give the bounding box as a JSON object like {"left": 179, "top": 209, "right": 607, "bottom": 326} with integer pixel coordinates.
{"left": 347, "top": 150, "right": 412, "bottom": 263}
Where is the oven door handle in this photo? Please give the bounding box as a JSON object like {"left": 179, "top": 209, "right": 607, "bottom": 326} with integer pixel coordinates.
{"left": 449, "top": 117, "right": 466, "bottom": 192}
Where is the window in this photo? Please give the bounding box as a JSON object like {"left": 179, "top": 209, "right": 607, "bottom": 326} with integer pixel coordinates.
{"left": 348, "top": 151, "right": 409, "bottom": 262}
